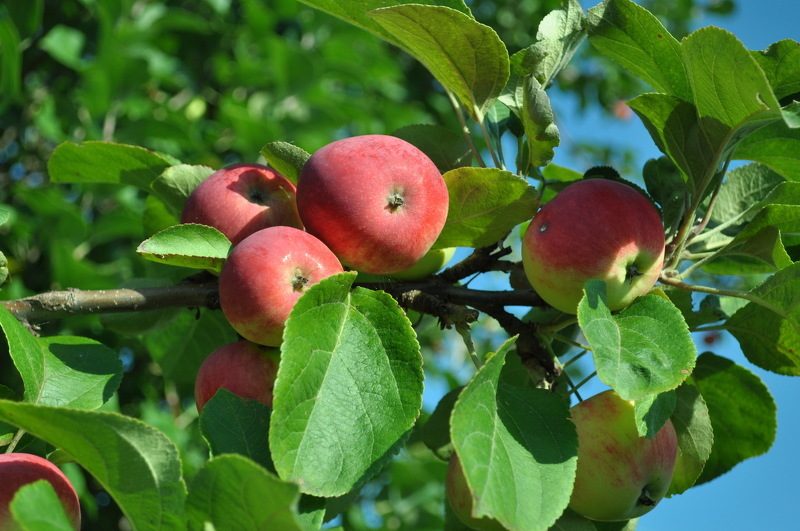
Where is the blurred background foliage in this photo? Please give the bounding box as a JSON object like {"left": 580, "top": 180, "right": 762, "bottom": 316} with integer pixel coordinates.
{"left": 0, "top": 0, "right": 733, "bottom": 529}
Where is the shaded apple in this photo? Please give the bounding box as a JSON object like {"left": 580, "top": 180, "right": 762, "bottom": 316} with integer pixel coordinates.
{"left": 0, "top": 453, "right": 81, "bottom": 530}
{"left": 219, "top": 226, "right": 343, "bottom": 346}
{"left": 194, "top": 340, "right": 279, "bottom": 413}
{"left": 568, "top": 389, "right": 678, "bottom": 521}
{"left": 296, "top": 134, "right": 449, "bottom": 275}
{"left": 522, "top": 179, "right": 665, "bottom": 314}
{"left": 181, "top": 162, "right": 303, "bottom": 245}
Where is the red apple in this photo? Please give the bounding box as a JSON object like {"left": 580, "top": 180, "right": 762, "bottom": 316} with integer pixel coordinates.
{"left": 0, "top": 453, "right": 81, "bottom": 530}
{"left": 522, "top": 179, "right": 665, "bottom": 314}
{"left": 569, "top": 389, "right": 678, "bottom": 521}
{"left": 296, "top": 134, "right": 449, "bottom": 275}
{"left": 195, "top": 340, "right": 279, "bottom": 413}
{"left": 219, "top": 226, "right": 343, "bottom": 346}
{"left": 181, "top": 162, "right": 303, "bottom": 245}
{"left": 445, "top": 453, "right": 505, "bottom": 531}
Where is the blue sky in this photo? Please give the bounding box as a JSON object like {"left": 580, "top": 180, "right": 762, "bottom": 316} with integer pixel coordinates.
{"left": 548, "top": 1, "right": 800, "bottom": 529}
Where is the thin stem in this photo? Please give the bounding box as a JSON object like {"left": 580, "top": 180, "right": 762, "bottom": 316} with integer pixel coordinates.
{"left": 446, "top": 90, "right": 486, "bottom": 167}
{"left": 572, "top": 371, "right": 598, "bottom": 393}
{"left": 562, "top": 349, "right": 591, "bottom": 369}
{"left": 477, "top": 116, "right": 502, "bottom": 169}
{"left": 550, "top": 333, "right": 591, "bottom": 352}
{"left": 5, "top": 429, "right": 26, "bottom": 453}
{"left": 456, "top": 323, "right": 483, "bottom": 369}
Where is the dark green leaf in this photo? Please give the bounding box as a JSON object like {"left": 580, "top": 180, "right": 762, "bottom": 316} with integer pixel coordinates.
{"left": 0, "top": 400, "right": 186, "bottom": 530}
{"left": 450, "top": 340, "right": 578, "bottom": 530}
{"left": 734, "top": 120, "right": 800, "bottom": 180}
{"left": 522, "top": 76, "right": 560, "bottom": 168}
{"left": 368, "top": 4, "right": 509, "bottom": 121}
{"left": 0, "top": 10, "right": 22, "bottom": 104}
{"left": 47, "top": 141, "right": 174, "bottom": 190}
{"left": 633, "top": 390, "right": 676, "bottom": 439}
{"left": 259, "top": 142, "right": 311, "bottom": 185}
{"left": 752, "top": 39, "right": 800, "bottom": 102}
{"left": 270, "top": 272, "right": 423, "bottom": 497}
{"left": 392, "top": 124, "right": 472, "bottom": 173}
{"left": 200, "top": 389, "right": 273, "bottom": 472}
{"left": 421, "top": 387, "right": 461, "bottom": 461}
{"left": 690, "top": 353, "right": 776, "bottom": 485}
{"left": 186, "top": 454, "right": 304, "bottom": 531}
{"left": 667, "top": 382, "right": 713, "bottom": 496}
{"left": 587, "top": 0, "right": 690, "bottom": 100}
{"left": 642, "top": 157, "right": 686, "bottom": 234}
{"left": 436, "top": 167, "right": 539, "bottom": 249}
{"left": 150, "top": 164, "right": 215, "bottom": 216}
{"left": 578, "top": 281, "right": 696, "bottom": 400}
{"left": 136, "top": 223, "right": 232, "bottom": 273}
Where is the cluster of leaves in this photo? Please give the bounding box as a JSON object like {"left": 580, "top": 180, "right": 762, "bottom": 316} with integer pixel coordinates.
{"left": 0, "top": 0, "right": 798, "bottom": 530}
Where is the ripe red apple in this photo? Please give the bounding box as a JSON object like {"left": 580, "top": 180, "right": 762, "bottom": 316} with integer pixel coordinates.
{"left": 568, "top": 389, "right": 678, "bottom": 522}
{"left": 0, "top": 453, "right": 81, "bottom": 530}
{"left": 181, "top": 162, "right": 303, "bottom": 245}
{"left": 521, "top": 179, "right": 665, "bottom": 314}
{"left": 445, "top": 453, "right": 505, "bottom": 531}
{"left": 194, "top": 340, "right": 280, "bottom": 413}
{"left": 219, "top": 226, "right": 343, "bottom": 346}
{"left": 296, "top": 134, "right": 449, "bottom": 275}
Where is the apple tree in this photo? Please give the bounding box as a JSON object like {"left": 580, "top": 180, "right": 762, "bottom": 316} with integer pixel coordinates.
{"left": 1, "top": 0, "right": 798, "bottom": 529}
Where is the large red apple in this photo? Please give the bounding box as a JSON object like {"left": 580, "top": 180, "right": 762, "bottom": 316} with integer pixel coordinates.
{"left": 181, "top": 162, "right": 303, "bottom": 245}
{"left": 568, "top": 389, "right": 678, "bottom": 521}
{"left": 219, "top": 226, "right": 343, "bottom": 346}
{"left": 522, "top": 178, "right": 665, "bottom": 314}
{"left": 0, "top": 453, "right": 81, "bottom": 530}
{"left": 194, "top": 340, "right": 279, "bottom": 413}
{"left": 296, "top": 134, "right": 449, "bottom": 275}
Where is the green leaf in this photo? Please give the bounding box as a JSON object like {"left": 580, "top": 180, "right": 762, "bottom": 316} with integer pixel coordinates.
{"left": 642, "top": 157, "right": 687, "bottom": 234}
{"left": 709, "top": 163, "right": 785, "bottom": 227}
{"left": 521, "top": 76, "right": 560, "bottom": 168}
{"left": 136, "top": 223, "right": 232, "bottom": 273}
{"left": 150, "top": 164, "right": 214, "bottom": 216}
{"left": 186, "top": 454, "right": 304, "bottom": 531}
{"left": 10, "top": 480, "right": 76, "bottom": 531}
{"left": 578, "top": 281, "right": 696, "bottom": 401}
{"left": 587, "top": 0, "right": 690, "bottom": 100}
{"left": 270, "top": 272, "right": 423, "bottom": 497}
{"left": 391, "top": 124, "right": 472, "bottom": 173}
{"left": 0, "top": 400, "right": 186, "bottom": 530}
{"left": 667, "top": 381, "right": 713, "bottom": 496}
{"left": 0, "top": 306, "right": 122, "bottom": 408}
{"left": 368, "top": 4, "right": 509, "bottom": 121}
{"left": 690, "top": 353, "right": 776, "bottom": 485}
{"left": 0, "top": 8, "right": 22, "bottom": 104}
{"left": 259, "top": 142, "right": 311, "bottom": 185}
{"left": 633, "top": 390, "right": 676, "bottom": 439}
{"left": 296, "top": 0, "right": 472, "bottom": 49}
{"left": 200, "top": 389, "right": 273, "bottom": 471}
{"left": 421, "top": 387, "right": 461, "bottom": 461}
{"left": 450, "top": 339, "right": 578, "bottom": 531}
{"left": 144, "top": 309, "right": 238, "bottom": 387}
{"left": 0, "top": 207, "right": 9, "bottom": 225}
{"left": 436, "top": 167, "right": 539, "bottom": 249}
{"left": 734, "top": 120, "right": 800, "bottom": 180}
{"left": 47, "top": 141, "right": 174, "bottom": 190}
{"left": 724, "top": 262, "right": 800, "bottom": 375}
{"left": 752, "top": 39, "right": 800, "bottom": 103}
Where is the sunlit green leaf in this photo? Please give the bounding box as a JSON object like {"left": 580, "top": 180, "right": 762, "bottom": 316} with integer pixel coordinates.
{"left": 260, "top": 142, "right": 311, "bottom": 185}
{"left": 136, "top": 223, "right": 232, "bottom": 273}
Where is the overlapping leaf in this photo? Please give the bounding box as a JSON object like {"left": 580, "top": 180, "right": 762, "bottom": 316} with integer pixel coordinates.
{"left": 269, "top": 272, "right": 423, "bottom": 497}
{"left": 137, "top": 223, "right": 232, "bottom": 273}
{"left": 150, "top": 164, "right": 214, "bottom": 215}
{"left": 260, "top": 142, "right": 311, "bottom": 185}
{"left": 667, "top": 382, "right": 714, "bottom": 496}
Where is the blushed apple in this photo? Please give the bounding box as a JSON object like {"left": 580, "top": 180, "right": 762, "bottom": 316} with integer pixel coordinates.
{"left": 445, "top": 453, "right": 505, "bottom": 531}
{"left": 388, "top": 247, "right": 456, "bottom": 281}
{"left": 0, "top": 453, "right": 81, "bottom": 530}
{"left": 522, "top": 178, "right": 665, "bottom": 314}
{"left": 296, "top": 135, "right": 449, "bottom": 275}
{"left": 181, "top": 162, "right": 303, "bottom": 245}
{"left": 568, "top": 389, "right": 678, "bottom": 522}
{"left": 194, "top": 340, "right": 279, "bottom": 412}
{"left": 218, "top": 226, "right": 343, "bottom": 346}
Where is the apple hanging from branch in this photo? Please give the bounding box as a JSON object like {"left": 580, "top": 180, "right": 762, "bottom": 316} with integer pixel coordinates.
{"left": 522, "top": 178, "right": 665, "bottom": 314}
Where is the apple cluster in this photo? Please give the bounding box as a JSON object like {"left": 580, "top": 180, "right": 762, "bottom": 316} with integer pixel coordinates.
{"left": 0, "top": 453, "right": 81, "bottom": 530}
{"left": 184, "top": 134, "right": 450, "bottom": 412}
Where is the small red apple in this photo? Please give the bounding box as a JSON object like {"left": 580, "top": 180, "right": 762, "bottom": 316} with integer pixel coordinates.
{"left": 0, "top": 453, "right": 81, "bottom": 530}
{"left": 194, "top": 340, "right": 280, "bottom": 413}
{"left": 568, "top": 389, "right": 678, "bottom": 521}
{"left": 181, "top": 162, "right": 303, "bottom": 245}
{"left": 219, "top": 226, "right": 343, "bottom": 346}
{"left": 522, "top": 179, "right": 665, "bottom": 314}
{"left": 296, "top": 134, "right": 449, "bottom": 275}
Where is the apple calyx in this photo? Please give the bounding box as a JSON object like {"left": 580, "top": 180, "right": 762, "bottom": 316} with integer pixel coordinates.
{"left": 625, "top": 263, "right": 644, "bottom": 283}
{"left": 385, "top": 192, "right": 405, "bottom": 212}
{"left": 291, "top": 270, "right": 310, "bottom": 292}
{"left": 638, "top": 489, "right": 657, "bottom": 507}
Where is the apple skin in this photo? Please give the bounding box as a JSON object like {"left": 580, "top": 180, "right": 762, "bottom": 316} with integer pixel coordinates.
{"left": 181, "top": 162, "right": 303, "bottom": 245}
{"left": 296, "top": 135, "right": 449, "bottom": 275}
{"left": 194, "top": 340, "right": 280, "bottom": 413}
{"left": 388, "top": 247, "right": 456, "bottom": 281}
{"left": 0, "top": 453, "right": 81, "bottom": 530}
{"left": 521, "top": 179, "right": 665, "bottom": 314}
{"left": 568, "top": 389, "right": 678, "bottom": 522}
{"left": 445, "top": 453, "right": 506, "bottom": 531}
{"left": 219, "top": 226, "right": 343, "bottom": 346}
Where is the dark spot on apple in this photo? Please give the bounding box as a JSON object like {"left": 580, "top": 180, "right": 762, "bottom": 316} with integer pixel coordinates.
{"left": 657, "top": 33, "right": 663, "bottom": 39}
{"left": 386, "top": 193, "right": 405, "bottom": 213}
